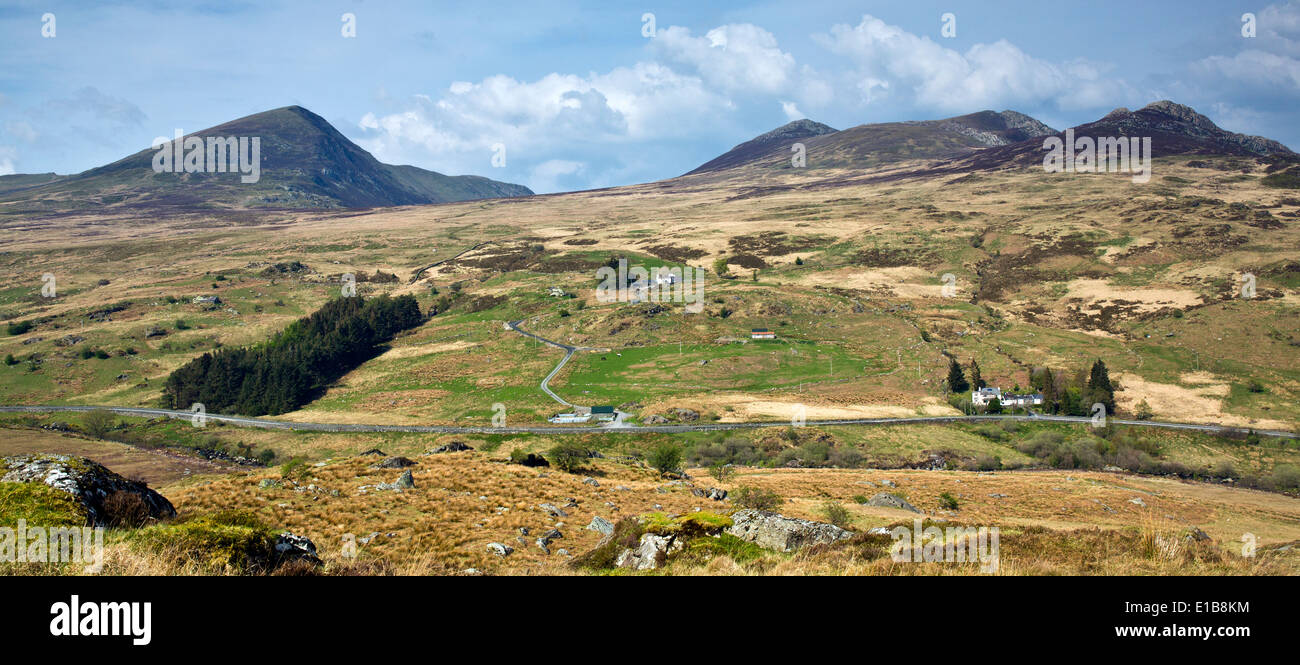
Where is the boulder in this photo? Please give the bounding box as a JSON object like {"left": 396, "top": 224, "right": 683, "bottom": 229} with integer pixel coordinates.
{"left": 486, "top": 542, "right": 513, "bottom": 557}
{"left": 643, "top": 414, "right": 669, "bottom": 424}
{"left": 376, "top": 469, "right": 415, "bottom": 491}
{"left": 372, "top": 456, "right": 417, "bottom": 469}
{"left": 725, "top": 509, "right": 853, "bottom": 552}
{"left": 539, "top": 503, "right": 568, "bottom": 518}
{"left": 866, "top": 492, "right": 921, "bottom": 513}
{"left": 706, "top": 487, "right": 728, "bottom": 501}
{"left": 614, "top": 533, "right": 683, "bottom": 570}
{"left": 1, "top": 454, "right": 175, "bottom": 526}
{"left": 357, "top": 448, "right": 387, "bottom": 457}
{"left": 586, "top": 516, "right": 615, "bottom": 536}
{"left": 274, "top": 532, "right": 321, "bottom": 565}
{"left": 428, "top": 441, "right": 473, "bottom": 454}
{"left": 671, "top": 408, "right": 699, "bottom": 422}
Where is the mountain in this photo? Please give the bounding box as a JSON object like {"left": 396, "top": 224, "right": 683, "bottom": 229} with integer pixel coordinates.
{"left": 686, "top": 110, "right": 1056, "bottom": 175}
{"left": 0, "top": 106, "right": 532, "bottom": 214}
{"left": 964, "top": 100, "right": 1295, "bottom": 170}
{"left": 687, "top": 119, "right": 838, "bottom": 174}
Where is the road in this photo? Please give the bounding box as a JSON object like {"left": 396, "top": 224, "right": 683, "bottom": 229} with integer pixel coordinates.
{"left": 0, "top": 405, "right": 1293, "bottom": 439}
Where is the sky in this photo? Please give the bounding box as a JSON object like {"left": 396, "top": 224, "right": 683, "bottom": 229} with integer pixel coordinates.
{"left": 1, "top": 0, "right": 1298, "bottom": 193}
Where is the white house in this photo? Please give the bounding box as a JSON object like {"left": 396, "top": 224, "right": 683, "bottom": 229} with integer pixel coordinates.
{"left": 972, "top": 387, "right": 1002, "bottom": 406}
{"left": 972, "top": 387, "right": 1043, "bottom": 407}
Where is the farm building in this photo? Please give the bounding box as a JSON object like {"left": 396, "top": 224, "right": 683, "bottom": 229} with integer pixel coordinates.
{"left": 751, "top": 328, "right": 775, "bottom": 340}
{"left": 548, "top": 413, "right": 590, "bottom": 424}
{"left": 972, "top": 387, "right": 1043, "bottom": 407}
{"left": 590, "top": 406, "right": 616, "bottom": 422}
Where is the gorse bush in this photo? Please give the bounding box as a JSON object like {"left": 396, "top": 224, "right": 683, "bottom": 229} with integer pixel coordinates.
{"left": 731, "top": 486, "right": 783, "bottom": 511}
{"left": 648, "top": 442, "right": 683, "bottom": 475}
{"left": 547, "top": 442, "right": 588, "bottom": 473}
{"left": 822, "top": 501, "right": 852, "bottom": 528}
{"left": 162, "top": 295, "right": 422, "bottom": 415}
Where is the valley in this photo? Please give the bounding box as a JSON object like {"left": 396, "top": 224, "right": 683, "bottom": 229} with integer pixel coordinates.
{"left": 1, "top": 100, "right": 1298, "bottom": 576}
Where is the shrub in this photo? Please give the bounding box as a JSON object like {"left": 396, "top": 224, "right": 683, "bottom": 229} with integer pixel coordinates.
{"left": 647, "top": 442, "right": 682, "bottom": 475}
{"left": 174, "top": 319, "right": 190, "bottom": 330}
{"left": 821, "top": 502, "right": 852, "bottom": 528}
{"left": 852, "top": 494, "right": 869, "bottom": 504}
{"left": 509, "top": 448, "right": 549, "bottom": 467}
{"left": 731, "top": 486, "right": 783, "bottom": 511}
{"left": 708, "top": 462, "right": 735, "bottom": 484}
{"left": 257, "top": 449, "right": 277, "bottom": 465}
{"left": 828, "top": 445, "right": 863, "bottom": 468}
{"left": 547, "top": 441, "right": 588, "bottom": 473}
{"left": 7, "top": 320, "right": 32, "bottom": 335}
{"left": 1272, "top": 464, "right": 1300, "bottom": 490}
{"left": 102, "top": 490, "right": 151, "bottom": 528}
{"left": 280, "top": 458, "right": 309, "bottom": 481}
{"left": 82, "top": 409, "right": 117, "bottom": 439}
{"left": 938, "top": 492, "right": 960, "bottom": 510}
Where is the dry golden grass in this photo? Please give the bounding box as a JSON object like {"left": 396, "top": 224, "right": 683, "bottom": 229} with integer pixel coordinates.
{"left": 144, "top": 449, "right": 1300, "bottom": 576}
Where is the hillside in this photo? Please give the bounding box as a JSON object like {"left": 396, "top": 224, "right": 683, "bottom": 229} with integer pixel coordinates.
{"left": 964, "top": 101, "right": 1296, "bottom": 171}
{"left": 0, "top": 106, "right": 532, "bottom": 215}
{"left": 687, "top": 110, "right": 1056, "bottom": 174}
{"left": 2, "top": 420, "right": 1297, "bottom": 576}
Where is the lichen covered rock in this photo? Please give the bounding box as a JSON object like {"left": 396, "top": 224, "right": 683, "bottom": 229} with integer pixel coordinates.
{"left": 1, "top": 454, "right": 176, "bottom": 526}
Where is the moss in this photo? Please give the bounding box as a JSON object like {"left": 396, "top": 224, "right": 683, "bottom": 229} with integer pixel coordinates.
{"left": 681, "top": 533, "right": 769, "bottom": 563}
{"left": 129, "top": 510, "right": 278, "bottom": 573}
{"left": 642, "top": 511, "right": 733, "bottom": 537}
{"left": 0, "top": 482, "right": 88, "bottom": 527}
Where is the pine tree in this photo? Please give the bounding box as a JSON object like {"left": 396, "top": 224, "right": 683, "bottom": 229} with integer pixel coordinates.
{"left": 969, "top": 358, "right": 984, "bottom": 389}
{"left": 1087, "top": 359, "right": 1115, "bottom": 414}
{"left": 947, "top": 358, "right": 970, "bottom": 393}
{"left": 1041, "top": 367, "right": 1058, "bottom": 413}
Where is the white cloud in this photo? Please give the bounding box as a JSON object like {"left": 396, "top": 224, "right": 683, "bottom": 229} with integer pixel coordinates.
{"left": 529, "top": 159, "right": 585, "bottom": 193}
{"left": 0, "top": 146, "right": 16, "bottom": 175}
{"left": 815, "top": 15, "right": 1135, "bottom": 113}
{"left": 654, "top": 23, "right": 797, "bottom": 96}
{"left": 355, "top": 62, "right": 733, "bottom": 191}
{"left": 780, "top": 101, "right": 804, "bottom": 121}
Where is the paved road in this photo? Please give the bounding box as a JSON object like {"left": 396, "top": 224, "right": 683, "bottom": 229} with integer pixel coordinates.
{"left": 0, "top": 405, "right": 1293, "bottom": 439}
{"left": 506, "top": 319, "right": 581, "bottom": 407}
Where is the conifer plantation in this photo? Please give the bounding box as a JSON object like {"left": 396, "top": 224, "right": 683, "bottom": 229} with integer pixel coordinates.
{"left": 162, "top": 295, "right": 423, "bottom": 415}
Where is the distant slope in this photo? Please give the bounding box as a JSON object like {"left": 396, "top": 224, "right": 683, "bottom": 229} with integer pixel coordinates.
{"left": 687, "top": 119, "right": 837, "bottom": 174}
{"left": 687, "top": 110, "right": 1056, "bottom": 175}
{"left": 963, "top": 100, "right": 1295, "bottom": 170}
{"left": 0, "top": 106, "right": 531, "bottom": 214}
{"left": 0, "top": 173, "right": 66, "bottom": 195}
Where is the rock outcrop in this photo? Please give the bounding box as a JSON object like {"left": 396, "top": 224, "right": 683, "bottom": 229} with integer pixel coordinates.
{"left": 866, "top": 492, "right": 921, "bottom": 513}
{"left": 614, "top": 533, "right": 684, "bottom": 570}
{"left": 725, "top": 509, "right": 853, "bottom": 552}
{"left": 1, "top": 454, "right": 176, "bottom": 526}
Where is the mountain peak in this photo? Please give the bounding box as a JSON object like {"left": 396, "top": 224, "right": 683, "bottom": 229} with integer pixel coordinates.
{"left": 752, "top": 119, "right": 838, "bottom": 144}
{"left": 1, "top": 105, "right": 532, "bottom": 212}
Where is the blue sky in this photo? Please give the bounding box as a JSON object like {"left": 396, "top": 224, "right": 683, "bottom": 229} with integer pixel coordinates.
{"left": 1, "top": 0, "right": 1298, "bottom": 193}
